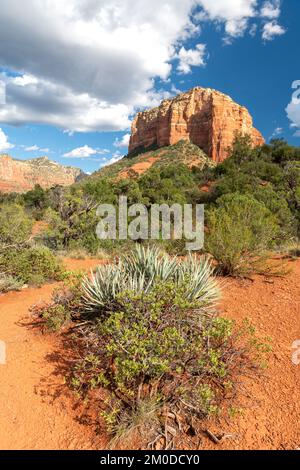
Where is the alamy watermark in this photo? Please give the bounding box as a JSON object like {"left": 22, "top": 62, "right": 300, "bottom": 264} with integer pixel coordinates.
{"left": 96, "top": 196, "right": 204, "bottom": 251}
{"left": 292, "top": 80, "right": 300, "bottom": 105}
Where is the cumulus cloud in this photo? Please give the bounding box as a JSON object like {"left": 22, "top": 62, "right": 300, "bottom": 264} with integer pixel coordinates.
{"left": 261, "top": 0, "right": 281, "bottom": 19}
{"left": 0, "top": 1, "right": 286, "bottom": 132}
{"left": 0, "top": 127, "right": 14, "bottom": 152}
{"left": 176, "top": 44, "right": 206, "bottom": 74}
{"left": 196, "top": 0, "right": 285, "bottom": 41}
{"left": 63, "top": 145, "right": 109, "bottom": 158}
{"left": 114, "top": 134, "right": 131, "bottom": 149}
{"left": 262, "top": 20, "right": 285, "bottom": 40}
{"left": 0, "top": 0, "right": 196, "bottom": 132}
{"left": 286, "top": 80, "right": 300, "bottom": 137}
{"left": 196, "top": 0, "right": 257, "bottom": 39}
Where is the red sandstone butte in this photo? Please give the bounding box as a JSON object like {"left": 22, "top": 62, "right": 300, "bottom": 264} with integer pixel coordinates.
{"left": 0, "top": 155, "right": 84, "bottom": 193}
{"left": 129, "top": 87, "right": 265, "bottom": 163}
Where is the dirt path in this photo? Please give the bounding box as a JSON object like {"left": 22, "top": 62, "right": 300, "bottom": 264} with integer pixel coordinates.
{"left": 0, "top": 257, "right": 299, "bottom": 450}
{"left": 202, "top": 258, "right": 300, "bottom": 450}
{"left": 0, "top": 259, "right": 105, "bottom": 451}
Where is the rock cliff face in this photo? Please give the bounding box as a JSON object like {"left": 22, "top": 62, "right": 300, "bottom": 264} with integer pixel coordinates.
{"left": 0, "top": 155, "right": 85, "bottom": 193}
{"left": 129, "top": 87, "right": 264, "bottom": 163}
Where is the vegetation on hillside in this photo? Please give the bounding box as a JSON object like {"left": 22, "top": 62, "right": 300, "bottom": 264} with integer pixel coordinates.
{"left": 0, "top": 203, "right": 63, "bottom": 291}
{"left": 0, "top": 136, "right": 299, "bottom": 284}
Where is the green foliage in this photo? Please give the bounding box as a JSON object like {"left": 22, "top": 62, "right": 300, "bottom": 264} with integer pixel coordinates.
{"left": 70, "top": 281, "right": 271, "bottom": 447}
{"left": 0, "top": 274, "right": 24, "bottom": 293}
{"left": 31, "top": 272, "right": 85, "bottom": 330}
{"left": 0, "top": 204, "right": 33, "bottom": 246}
{"left": 0, "top": 246, "right": 63, "bottom": 285}
{"left": 82, "top": 245, "right": 219, "bottom": 313}
{"left": 43, "top": 187, "right": 100, "bottom": 254}
{"left": 206, "top": 193, "right": 279, "bottom": 275}
{"left": 23, "top": 184, "right": 50, "bottom": 219}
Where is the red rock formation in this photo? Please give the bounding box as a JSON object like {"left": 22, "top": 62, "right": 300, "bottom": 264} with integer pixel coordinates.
{"left": 0, "top": 155, "right": 84, "bottom": 193}
{"left": 129, "top": 87, "right": 264, "bottom": 163}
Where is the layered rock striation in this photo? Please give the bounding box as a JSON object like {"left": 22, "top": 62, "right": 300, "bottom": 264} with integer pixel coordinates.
{"left": 129, "top": 87, "right": 264, "bottom": 162}
{"left": 0, "top": 155, "right": 84, "bottom": 193}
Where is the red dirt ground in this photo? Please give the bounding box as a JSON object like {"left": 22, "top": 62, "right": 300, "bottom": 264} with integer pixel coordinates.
{"left": 0, "top": 258, "right": 299, "bottom": 450}
{"left": 118, "top": 157, "right": 160, "bottom": 179}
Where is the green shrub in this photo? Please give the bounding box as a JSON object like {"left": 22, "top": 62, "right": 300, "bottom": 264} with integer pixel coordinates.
{"left": 30, "top": 243, "right": 271, "bottom": 448}
{"left": 31, "top": 272, "right": 85, "bottom": 331}
{"left": 0, "top": 246, "right": 63, "bottom": 285}
{"left": 0, "top": 204, "right": 33, "bottom": 246}
{"left": 206, "top": 193, "right": 279, "bottom": 276}
{"left": 0, "top": 274, "right": 24, "bottom": 293}
{"left": 82, "top": 245, "right": 220, "bottom": 313}
{"left": 70, "top": 282, "right": 271, "bottom": 448}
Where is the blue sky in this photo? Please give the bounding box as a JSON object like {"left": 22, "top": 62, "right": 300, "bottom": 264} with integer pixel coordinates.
{"left": 0, "top": 0, "right": 299, "bottom": 173}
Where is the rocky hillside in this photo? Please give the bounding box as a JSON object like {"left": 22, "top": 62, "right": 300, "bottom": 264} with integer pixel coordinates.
{"left": 0, "top": 155, "right": 85, "bottom": 193}
{"left": 129, "top": 87, "right": 264, "bottom": 163}
{"left": 94, "top": 140, "right": 214, "bottom": 180}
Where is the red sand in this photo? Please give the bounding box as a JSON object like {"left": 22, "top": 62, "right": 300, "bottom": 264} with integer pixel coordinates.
{"left": 0, "top": 258, "right": 300, "bottom": 450}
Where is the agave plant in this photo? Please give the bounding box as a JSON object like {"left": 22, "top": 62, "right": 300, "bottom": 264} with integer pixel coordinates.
{"left": 82, "top": 245, "right": 220, "bottom": 312}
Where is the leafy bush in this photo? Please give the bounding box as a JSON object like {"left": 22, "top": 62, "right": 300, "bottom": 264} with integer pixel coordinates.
{"left": 0, "top": 246, "right": 63, "bottom": 285}
{"left": 82, "top": 245, "right": 220, "bottom": 313}
{"left": 31, "top": 272, "right": 85, "bottom": 331}
{"left": 30, "top": 244, "right": 271, "bottom": 448}
{"left": 206, "top": 193, "right": 279, "bottom": 276}
{"left": 0, "top": 274, "right": 23, "bottom": 293}
{"left": 0, "top": 204, "right": 33, "bottom": 246}
{"left": 70, "top": 282, "right": 271, "bottom": 448}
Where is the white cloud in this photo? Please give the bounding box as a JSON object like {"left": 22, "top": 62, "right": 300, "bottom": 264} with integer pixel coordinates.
{"left": 24, "top": 145, "right": 39, "bottom": 152}
{"left": 102, "top": 151, "right": 124, "bottom": 167}
{"left": 270, "top": 126, "right": 283, "bottom": 138}
{"left": 196, "top": 0, "right": 257, "bottom": 39}
{"left": 0, "top": 128, "right": 14, "bottom": 152}
{"left": 23, "top": 144, "right": 50, "bottom": 152}
{"left": 0, "top": 1, "right": 286, "bottom": 132}
{"left": 13, "top": 74, "right": 38, "bottom": 87}
{"left": 0, "top": 0, "right": 196, "bottom": 132}
{"left": 196, "top": 0, "right": 285, "bottom": 41}
{"left": 261, "top": 1, "right": 281, "bottom": 19}
{"left": 63, "top": 145, "right": 109, "bottom": 158}
{"left": 114, "top": 133, "right": 131, "bottom": 149}
{"left": 176, "top": 44, "right": 206, "bottom": 74}
{"left": 262, "top": 20, "right": 285, "bottom": 41}
{"left": 286, "top": 81, "right": 300, "bottom": 137}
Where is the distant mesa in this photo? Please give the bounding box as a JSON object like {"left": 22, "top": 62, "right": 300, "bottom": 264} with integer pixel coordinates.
{"left": 129, "top": 87, "right": 264, "bottom": 163}
{"left": 0, "top": 154, "right": 85, "bottom": 193}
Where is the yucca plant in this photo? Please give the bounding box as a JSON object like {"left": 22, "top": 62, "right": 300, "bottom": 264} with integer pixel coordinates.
{"left": 176, "top": 254, "right": 220, "bottom": 305}
{"left": 82, "top": 245, "right": 220, "bottom": 312}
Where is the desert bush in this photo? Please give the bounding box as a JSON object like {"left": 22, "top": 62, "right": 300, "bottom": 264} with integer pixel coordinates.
{"left": 31, "top": 272, "right": 85, "bottom": 331}
{"left": 0, "top": 274, "right": 24, "bottom": 293}
{"left": 82, "top": 245, "right": 219, "bottom": 314}
{"left": 0, "top": 246, "right": 63, "bottom": 285}
{"left": 206, "top": 193, "right": 279, "bottom": 276}
{"left": 70, "top": 282, "right": 271, "bottom": 448}
{"left": 0, "top": 204, "right": 33, "bottom": 247}
{"left": 30, "top": 244, "right": 271, "bottom": 448}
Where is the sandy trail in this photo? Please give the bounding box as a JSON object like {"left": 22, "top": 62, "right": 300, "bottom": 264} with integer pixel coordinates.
{"left": 0, "top": 257, "right": 299, "bottom": 450}
{"left": 0, "top": 259, "right": 105, "bottom": 451}
{"left": 202, "top": 258, "right": 300, "bottom": 450}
